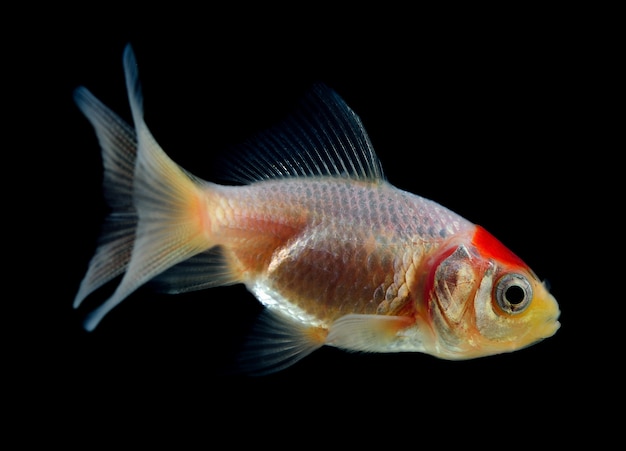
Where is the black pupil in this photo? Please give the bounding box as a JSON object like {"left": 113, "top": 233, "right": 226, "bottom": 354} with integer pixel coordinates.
{"left": 506, "top": 285, "right": 526, "bottom": 305}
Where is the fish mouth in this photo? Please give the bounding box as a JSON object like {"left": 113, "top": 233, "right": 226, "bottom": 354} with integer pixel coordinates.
{"left": 538, "top": 288, "right": 560, "bottom": 338}
{"left": 541, "top": 313, "right": 561, "bottom": 338}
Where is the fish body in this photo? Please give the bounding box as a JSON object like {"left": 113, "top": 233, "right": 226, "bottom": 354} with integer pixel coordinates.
{"left": 73, "top": 44, "right": 560, "bottom": 374}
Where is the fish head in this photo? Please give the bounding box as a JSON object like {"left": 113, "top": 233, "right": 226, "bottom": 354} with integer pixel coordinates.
{"left": 426, "top": 226, "right": 561, "bottom": 359}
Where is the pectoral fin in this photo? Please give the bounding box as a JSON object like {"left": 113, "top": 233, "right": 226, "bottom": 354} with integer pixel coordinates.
{"left": 326, "top": 314, "right": 414, "bottom": 353}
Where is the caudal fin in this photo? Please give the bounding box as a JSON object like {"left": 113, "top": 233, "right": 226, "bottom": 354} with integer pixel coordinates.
{"left": 74, "top": 44, "right": 214, "bottom": 331}
{"left": 72, "top": 87, "right": 138, "bottom": 312}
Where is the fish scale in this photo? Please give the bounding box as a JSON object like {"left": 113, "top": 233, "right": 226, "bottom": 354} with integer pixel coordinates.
{"left": 212, "top": 176, "right": 465, "bottom": 320}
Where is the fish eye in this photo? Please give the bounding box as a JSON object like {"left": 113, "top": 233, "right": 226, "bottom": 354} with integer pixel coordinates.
{"left": 495, "top": 273, "right": 532, "bottom": 314}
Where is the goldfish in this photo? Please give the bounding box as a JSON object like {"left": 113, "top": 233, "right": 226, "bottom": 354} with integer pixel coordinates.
{"left": 73, "top": 44, "right": 560, "bottom": 375}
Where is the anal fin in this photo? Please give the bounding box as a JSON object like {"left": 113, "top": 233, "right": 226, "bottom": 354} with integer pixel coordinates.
{"left": 150, "top": 246, "right": 239, "bottom": 294}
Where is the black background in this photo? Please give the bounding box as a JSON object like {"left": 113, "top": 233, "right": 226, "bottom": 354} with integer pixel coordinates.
{"left": 11, "top": 5, "right": 617, "bottom": 446}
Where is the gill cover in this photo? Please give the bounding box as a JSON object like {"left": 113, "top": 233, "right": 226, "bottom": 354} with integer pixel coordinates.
{"left": 433, "top": 244, "right": 477, "bottom": 326}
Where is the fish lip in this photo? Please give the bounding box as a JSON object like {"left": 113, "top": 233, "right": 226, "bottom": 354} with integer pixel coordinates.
{"left": 542, "top": 318, "right": 561, "bottom": 338}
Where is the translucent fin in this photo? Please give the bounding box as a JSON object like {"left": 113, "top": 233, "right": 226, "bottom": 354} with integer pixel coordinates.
{"left": 72, "top": 87, "right": 138, "bottom": 308}
{"left": 236, "top": 309, "right": 327, "bottom": 376}
{"left": 326, "top": 314, "right": 413, "bottom": 352}
{"left": 76, "top": 44, "right": 215, "bottom": 331}
{"left": 219, "top": 83, "right": 386, "bottom": 184}
{"left": 150, "top": 246, "right": 239, "bottom": 294}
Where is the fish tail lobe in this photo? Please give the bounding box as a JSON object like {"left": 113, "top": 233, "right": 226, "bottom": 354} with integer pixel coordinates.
{"left": 74, "top": 44, "right": 218, "bottom": 331}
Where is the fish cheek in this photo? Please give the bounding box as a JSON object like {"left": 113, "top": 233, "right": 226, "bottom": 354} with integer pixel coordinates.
{"left": 473, "top": 265, "right": 523, "bottom": 342}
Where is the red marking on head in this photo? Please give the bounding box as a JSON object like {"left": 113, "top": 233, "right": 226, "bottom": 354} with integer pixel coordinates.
{"left": 471, "top": 226, "right": 528, "bottom": 269}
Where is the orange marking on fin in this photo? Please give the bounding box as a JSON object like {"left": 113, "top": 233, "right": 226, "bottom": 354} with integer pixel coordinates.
{"left": 306, "top": 326, "right": 329, "bottom": 345}
{"left": 191, "top": 192, "right": 210, "bottom": 235}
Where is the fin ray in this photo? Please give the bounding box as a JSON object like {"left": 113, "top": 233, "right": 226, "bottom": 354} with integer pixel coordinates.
{"left": 236, "top": 309, "right": 326, "bottom": 376}
{"left": 72, "top": 87, "right": 138, "bottom": 308}
{"left": 150, "top": 246, "right": 239, "bottom": 293}
{"left": 327, "top": 314, "right": 413, "bottom": 352}
{"left": 76, "top": 44, "right": 217, "bottom": 331}
{"left": 220, "top": 83, "right": 385, "bottom": 184}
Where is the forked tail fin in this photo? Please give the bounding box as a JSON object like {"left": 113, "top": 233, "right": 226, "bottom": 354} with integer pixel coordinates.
{"left": 72, "top": 86, "right": 138, "bottom": 313}
{"left": 74, "top": 44, "right": 214, "bottom": 331}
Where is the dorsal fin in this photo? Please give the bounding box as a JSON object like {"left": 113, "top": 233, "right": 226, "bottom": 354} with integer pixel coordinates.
{"left": 220, "top": 83, "right": 386, "bottom": 184}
